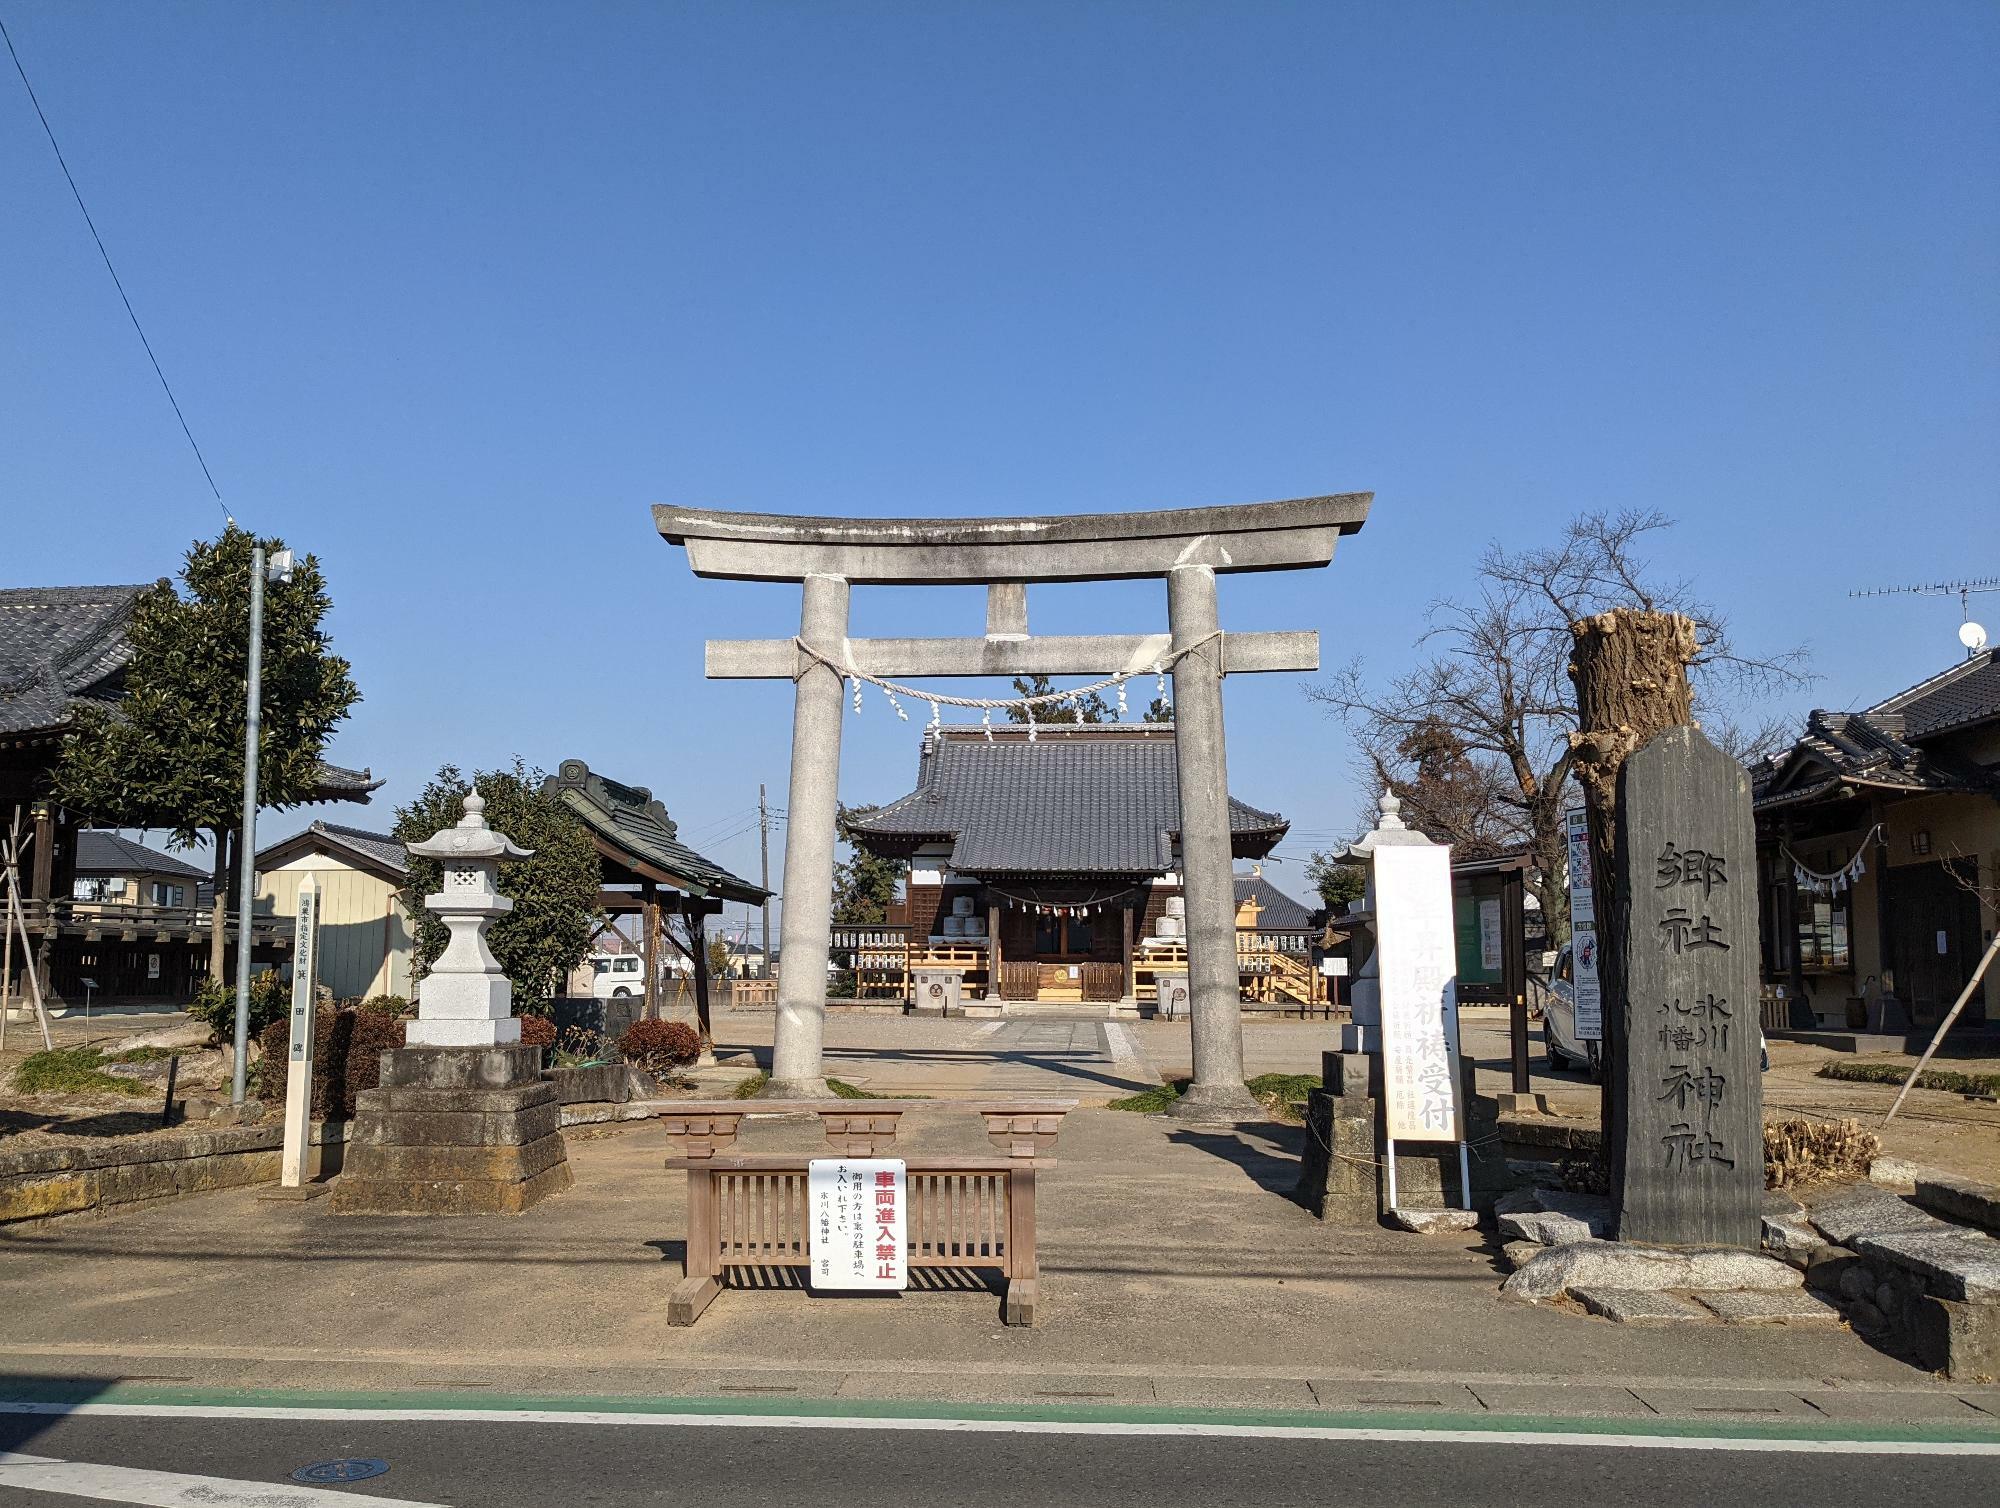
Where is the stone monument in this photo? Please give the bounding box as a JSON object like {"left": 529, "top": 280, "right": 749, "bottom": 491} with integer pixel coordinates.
{"left": 1297, "top": 795, "right": 1501, "bottom": 1223}
{"left": 1609, "top": 725, "right": 1762, "bottom": 1247}
{"left": 332, "top": 795, "right": 572, "bottom": 1215}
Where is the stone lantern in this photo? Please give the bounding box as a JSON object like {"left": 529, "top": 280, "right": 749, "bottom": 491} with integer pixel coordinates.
{"left": 1336, "top": 792, "right": 1437, "bottom": 1056}
{"left": 331, "top": 792, "right": 571, "bottom": 1216}
{"left": 405, "top": 793, "right": 531, "bottom": 1048}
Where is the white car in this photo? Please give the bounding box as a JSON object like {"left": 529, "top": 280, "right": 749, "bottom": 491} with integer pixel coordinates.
{"left": 588, "top": 954, "right": 646, "bottom": 999}
{"left": 1542, "top": 942, "right": 1768, "bottom": 1078}
{"left": 1542, "top": 943, "right": 1601, "bottom": 1077}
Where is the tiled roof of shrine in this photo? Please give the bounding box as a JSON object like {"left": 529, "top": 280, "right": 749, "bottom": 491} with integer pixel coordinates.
{"left": 846, "top": 725, "right": 1287, "bottom": 875}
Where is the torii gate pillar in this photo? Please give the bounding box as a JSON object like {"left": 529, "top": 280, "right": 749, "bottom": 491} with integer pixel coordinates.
{"left": 657, "top": 493, "right": 1372, "bottom": 1117}
{"left": 770, "top": 572, "right": 850, "bottom": 1095}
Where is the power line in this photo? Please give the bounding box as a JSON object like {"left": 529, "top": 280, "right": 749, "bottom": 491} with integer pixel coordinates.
{"left": 2, "top": 16, "right": 228, "bottom": 521}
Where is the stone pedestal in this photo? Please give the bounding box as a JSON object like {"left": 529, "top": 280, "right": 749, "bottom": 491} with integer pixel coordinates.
{"left": 1296, "top": 1050, "right": 1506, "bottom": 1225}
{"left": 331, "top": 1045, "right": 571, "bottom": 1216}
{"left": 911, "top": 968, "right": 965, "bottom": 1016}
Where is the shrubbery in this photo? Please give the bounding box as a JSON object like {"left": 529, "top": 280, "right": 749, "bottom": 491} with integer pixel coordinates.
{"left": 355, "top": 994, "right": 409, "bottom": 1017}
{"left": 186, "top": 970, "right": 289, "bottom": 1043}
{"left": 618, "top": 1018, "right": 700, "bottom": 1071}
{"left": 517, "top": 1013, "right": 557, "bottom": 1048}
{"left": 254, "top": 1007, "right": 405, "bottom": 1118}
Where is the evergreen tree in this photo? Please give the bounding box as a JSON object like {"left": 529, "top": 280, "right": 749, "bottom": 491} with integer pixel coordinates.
{"left": 831, "top": 804, "right": 906, "bottom": 923}
{"left": 1004, "top": 674, "right": 1114, "bottom": 724}
{"left": 55, "top": 526, "right": 359, "bottom": 974}
{"left": 1305, "top": 852, "right": 1367, "bottom": 912}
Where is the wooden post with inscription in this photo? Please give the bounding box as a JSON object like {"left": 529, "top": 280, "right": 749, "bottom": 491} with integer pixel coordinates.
{"left": 1610, "top": 725, "right": 1762, "bottom": 1248}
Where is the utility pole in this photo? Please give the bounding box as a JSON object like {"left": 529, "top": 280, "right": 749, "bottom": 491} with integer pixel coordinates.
{"left": 230, "top": 543, "right": 294, "bottom": 1105}
{"left": 759, "top": 783, "right": 772, "bottom": 980}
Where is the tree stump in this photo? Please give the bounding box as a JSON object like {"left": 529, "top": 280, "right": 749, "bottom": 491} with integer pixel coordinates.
{"left": 1567, "top": 609, "right": 1700, "bottom": 1214}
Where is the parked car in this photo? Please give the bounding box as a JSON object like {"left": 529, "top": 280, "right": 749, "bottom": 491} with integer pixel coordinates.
{"left": 1542, "top": 942, "right": 1768, "bottom": 1077}
{"left": 1542, "top": 942, "right": 1601, "bottom": 1078}
{"left": 588, "top": 954, "right": 645, "bottom": 999}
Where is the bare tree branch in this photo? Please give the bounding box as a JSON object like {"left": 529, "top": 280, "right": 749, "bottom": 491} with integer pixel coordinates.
{"left": 1307, "top": 508, "right": 1814, "bottom": 940}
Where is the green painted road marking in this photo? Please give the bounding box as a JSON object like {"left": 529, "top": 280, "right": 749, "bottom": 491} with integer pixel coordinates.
{"left": 0, "top": 1379, "right": 1994, "bottom": 1448}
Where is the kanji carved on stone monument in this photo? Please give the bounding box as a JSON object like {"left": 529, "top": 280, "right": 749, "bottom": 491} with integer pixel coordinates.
{"left": 1611, "top": 725, "right": 1763, "bottom": 1247}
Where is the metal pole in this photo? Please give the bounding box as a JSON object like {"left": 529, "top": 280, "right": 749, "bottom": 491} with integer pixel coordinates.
{"left": 1384, "top": 1134, "right": 1399, "bottom": 1212}
{"left": 230, "top": 543, "right": 266, "bottom": 1105}
{"left": 1457, "top": 1139, "right": 1473, "bottom": 1212}
{"left": 759, "top": 783, "right": 772, "bottom": 980}
{"left": 1502, "top": 866, "right": 1530, "bottom": 1095}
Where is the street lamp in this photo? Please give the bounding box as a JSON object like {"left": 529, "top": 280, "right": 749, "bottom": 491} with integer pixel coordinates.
{"left": 230, "top": 544, "right": 294, "bottom": 1104}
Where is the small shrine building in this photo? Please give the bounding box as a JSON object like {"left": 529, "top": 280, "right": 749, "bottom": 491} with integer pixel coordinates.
{"left": 845, "top": 724, "right": 1320, "bottom": 1008}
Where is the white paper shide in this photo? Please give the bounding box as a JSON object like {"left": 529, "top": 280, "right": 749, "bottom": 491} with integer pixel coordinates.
{"left": 809, "top": 1157, "right": 907, "bottom": 1290}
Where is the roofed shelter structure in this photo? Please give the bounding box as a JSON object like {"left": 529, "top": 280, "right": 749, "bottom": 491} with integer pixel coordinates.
{"left": 541, "top": 759, "right": 768, "bottom": 1043}
{"left": 657, "top": 493, "right": 1371, "bottom": 1116}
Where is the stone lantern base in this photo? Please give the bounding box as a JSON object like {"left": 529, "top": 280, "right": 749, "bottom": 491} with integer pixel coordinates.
{"left": 331, "top": 1045, "right": 571, "bottom": 1216}
{"left": 1295, "top": 1050, "right": 1506, "bottom": 1225}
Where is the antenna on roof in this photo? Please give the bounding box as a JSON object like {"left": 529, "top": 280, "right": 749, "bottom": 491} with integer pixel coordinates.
{"left": 1849, "top": 576, "right": 2000, "bottom": 659}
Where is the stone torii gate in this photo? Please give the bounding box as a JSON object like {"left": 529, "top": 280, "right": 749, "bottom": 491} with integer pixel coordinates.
{"left": 656, "top": 494, "right": 1371, "bottom": 1118}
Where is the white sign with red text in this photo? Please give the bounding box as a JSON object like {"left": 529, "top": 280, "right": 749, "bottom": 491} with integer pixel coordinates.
{"left": 808, "top": 1158, "right": 906, "bottom": 1290}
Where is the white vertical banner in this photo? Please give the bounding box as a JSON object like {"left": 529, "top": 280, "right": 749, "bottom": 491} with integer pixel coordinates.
{"left": 1374, "top": 844, "right": 1463, "bottom": 1142}
{"left": 809, "top": 1157, "right": 907, "bottom": 1290}
{"left": 280, "top": 878, "right": 319, "bottom": 1187}
{"left": 1565, "top": 806, "right": 1603, "bottom": 1042}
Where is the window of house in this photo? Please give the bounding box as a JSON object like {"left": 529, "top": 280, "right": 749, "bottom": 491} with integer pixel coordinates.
{"left": 150, "top": 882, "right": 184, "bottom": 907}
{"left": 73, "top": 878, "right": 105, "bottom": 901}
{"left": 1798, "top": 896, "right": 1850, "bottom": 973}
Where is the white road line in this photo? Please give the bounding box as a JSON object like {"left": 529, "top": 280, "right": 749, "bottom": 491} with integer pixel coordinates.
{"left": 0, "top": 1449, "right": 450, "bottom": 1507}
{"left": 2, "top": 1404, "right": 1995, "bottom": 1456}
{"left": 971, "top": 1021, "right": 1007, "bottom": 1039}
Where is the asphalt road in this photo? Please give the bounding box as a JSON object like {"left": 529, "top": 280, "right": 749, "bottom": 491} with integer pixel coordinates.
{"left": 1, "top": 1408, "right": 1996, "bottom": 1508}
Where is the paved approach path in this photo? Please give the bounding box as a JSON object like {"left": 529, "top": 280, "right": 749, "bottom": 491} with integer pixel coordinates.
{"left": 3, "top": 1106, "right": 1993, "bottom": 1431}
{"left": 719, "top": 1013, "right": 1160, "bottom": 1099}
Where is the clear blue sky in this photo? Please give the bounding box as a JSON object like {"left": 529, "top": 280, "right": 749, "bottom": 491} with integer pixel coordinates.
{"left": 5, "top": 2, "right": 1996, "bottom": 935}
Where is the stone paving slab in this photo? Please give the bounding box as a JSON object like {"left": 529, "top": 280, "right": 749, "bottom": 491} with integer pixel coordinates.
{"left": 1806, "top": 1184, "right": 1942, "bottom": 1245}
{"left": 1150, "top": 1376, "right": 1320, "bottom": 1410}
{"left": 1307, "top": 1380, "right": 1486, "bottom": 1412}
{"left": 1799, "top": 1389, "right": 1999, "bottom": 1422}
{"left": 1627, "top": 1386, "right": 1823, "bottom": 1418}
{"left": 1695, "top": 1289, "right": 1842, "bottom": 1325}
{"left": 1915, "top": 1175, "right": 2000, "bottom": 1235}
{"left": 1465, "top": 1382, "right": 1655, "bottom": 1417}
{"left": 1849, "top": 1228, "right": 2000, "bottom": 1302}
{"left": 835, "top": 1371, "right": 1157, "bottom": 1406}
{"left": 1573, "top": 1288, "right": 1713, "bottom": 1325}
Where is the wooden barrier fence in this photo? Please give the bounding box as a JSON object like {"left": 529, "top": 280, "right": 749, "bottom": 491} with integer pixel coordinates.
{"left": 659, "top": 1098, "right": 1074, "bottom": 1327}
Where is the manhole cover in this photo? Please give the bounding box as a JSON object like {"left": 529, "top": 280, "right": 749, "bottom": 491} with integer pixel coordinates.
{"left": 293, "top": 1459, "right": 390, "bottom": 1484}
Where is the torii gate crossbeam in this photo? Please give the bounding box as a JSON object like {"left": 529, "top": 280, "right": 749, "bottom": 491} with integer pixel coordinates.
{"left": 656, "top": 493, "right": 1371, "bottom": 1119}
